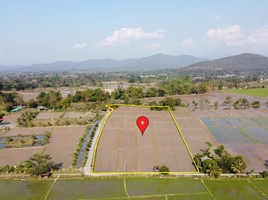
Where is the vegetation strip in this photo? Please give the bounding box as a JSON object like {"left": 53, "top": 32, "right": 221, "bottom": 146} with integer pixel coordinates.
{"left": 45, "top": 176, "right": 59, "bottom": 200}
{"left": 247, "top": 180, "right": 268, "bottom": 198}
{"left": 200, "top": 179, "right": 215, "bottom": 200}
{"left": 123, "top": 177, "right": 129, "bottom": 197}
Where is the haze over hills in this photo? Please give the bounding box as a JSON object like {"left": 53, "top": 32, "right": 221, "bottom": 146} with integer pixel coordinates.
{"left": 0, "top": 54, "right": 209, "bottom": 72}
{"left": 182, "top": 53, "right": 268, "bottom": 72}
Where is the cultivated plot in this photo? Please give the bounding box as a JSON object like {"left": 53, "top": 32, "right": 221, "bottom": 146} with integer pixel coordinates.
{"left": 3, "top": 127, "right": 52, "bottom": 137}
{"left": 48, "top": 179, "right": 127, "bottom": 200}
{"left": 204, "top": 180, "right": 267, "bottom": 200}
{"left": 224, "top": 118, "right": 246, "bottom": 126}
{"left": 2, "top": 114, "right": 20, "bottom": 123}
{"left": 225, "top": 144, "right": 268, "bottom": 171}
{"left": 0, "top": 147, "right": 43, "bottom": 166}
{"left": 43, "top": 126, "right": 86, "bottom": 167}
{"left": 200, "top": 118, "right": 217, "bottom": 126}
{"left": 0, "top": 180, "right": 53, "bottom": 200}
{"left": 238, "top": 118, "right": 261, "bottom": 126}
{"left": 213, "top": 118, "right": 231, "bottom": 126}
{"left": 36, "top": 112, "right": 63, "bottom": 120}
{"left": 207, "top": 127, "right": 254, "bottom": 144}
{"left": 94, "top": 106, "right": 196, "bottom": 173}
{"left": 252, "top": 118, "right": 268, "bottom": 127}
{"left": 237, "top": 127, "right": 268, "bottom": 144}
{"left": 64, "top": 112, "right": 92, "bottom": 119}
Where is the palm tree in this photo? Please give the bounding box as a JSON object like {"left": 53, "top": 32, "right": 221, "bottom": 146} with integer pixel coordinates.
{"left": 206, "top": 162, "right": 222, "bottom": 177}
{"left": 231, "top": 158, "right": 247, "bottom": 174}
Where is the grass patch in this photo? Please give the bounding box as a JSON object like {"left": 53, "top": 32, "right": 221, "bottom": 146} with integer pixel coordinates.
{"left": 251, "top": 180, "right": 268, "bottom": 197}
{"left": 91, "top": 196, "right": 166, "bottom": 200}
{"left": 204, "top": 180, "right": 267, "bottom": 200}
{"left": 0, "top": 180, "right": 53, "bottom": 200}
{"left": 126, "top": 178, "right": 206, "bottom": 196}
{"left": 48, "top": 179, "right": 127, "bottom": 200}
{"left": 220, "top": 89, "right": 268, "bottom": 97}
{"left": 168, "top": 193, "right": 213, "bottom": 200}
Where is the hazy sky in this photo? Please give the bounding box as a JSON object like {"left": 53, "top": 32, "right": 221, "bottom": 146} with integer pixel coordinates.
{"left": 0, "top": 1, "right": 268, "bottom": 65}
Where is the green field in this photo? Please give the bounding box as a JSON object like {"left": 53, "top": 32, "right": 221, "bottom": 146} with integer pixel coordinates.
{"left": 0, "top": 178, "right": 268, "bottom": 200}
{"left": 220, "top": 89, "right": 268, "bottom": 97}
{"left": 204, "top": 180, "right": 266, "bottom": 200}
{"left": 0, "top": 180, "right": 53, "bottom": 200}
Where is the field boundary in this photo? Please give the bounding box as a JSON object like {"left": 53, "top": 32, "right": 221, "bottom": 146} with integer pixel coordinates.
{"left": 91, "top": 104, "right": 199, "bottom": 174}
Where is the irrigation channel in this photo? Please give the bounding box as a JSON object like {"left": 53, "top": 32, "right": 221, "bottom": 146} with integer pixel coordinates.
{"left": 75, "top": 120, "right": 99, "bottom": 167}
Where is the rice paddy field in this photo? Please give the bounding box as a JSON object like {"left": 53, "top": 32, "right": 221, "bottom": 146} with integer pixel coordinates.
{"left": 1, "top": 178, "right": 268, "bottom": 200}
{"left": 220, "top": 88, "right": 268, "bottom": 97}
{"left": 194, "top": 109, "right": 268, "bottom": 172}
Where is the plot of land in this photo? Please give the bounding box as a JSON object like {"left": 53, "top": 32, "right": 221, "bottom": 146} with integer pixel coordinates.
{"left": 207, "top": 127, "right": 254, "bottom": 144}
{"left": 36, "top": 112, "right": 63, "bottom": 120}
{"left": 0, "top": 147, "right": 43, "bottom": 166}
{"left": 0, "top": 180, "right": 53, "bottom": 200}
{"left": 126, "top": 178, "right": 207, "bottom": 196}
{"left": 48, "top": 179, "right": 127, "bottom": 200}
{"left": 237, "top": 127, "right": 268, "bottom": 144}
{"left": 43, "top": 126, "right": 86, "bottom": 167}
{"left": 225, "top": 144, "right": 268, "bottom": 171}
{"left": 64, "top": 112, "right": 92, "bottom": 119}
{"left": 220, "top": 88, "right": 268, "bottom": 97}
{"left": 204, "top": 180, "right": 267, "bottom": 200}
{"left": 3, "top": 127, "right": 52, "bottom": 137}
{"left": 94, "top": 106, "right": 196, "bottom": 173}
{"left": 2, "top": 114, "right": 20, "bottom": 123}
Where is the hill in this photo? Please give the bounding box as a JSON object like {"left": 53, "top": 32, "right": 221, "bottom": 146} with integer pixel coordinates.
{"left": 182, "top": 53, "right": 268, "bottom": 72}
{"left": 0, "top": 54, "right": 209, "bottom": 72}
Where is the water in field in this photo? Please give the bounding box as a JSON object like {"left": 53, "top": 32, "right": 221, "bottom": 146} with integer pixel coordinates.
{"left": 85, "top": 127, "right": 94, "bottom": 139}
{"left": 81, "top": 141, "right": 88, "bottom": 150}
{"left": 35, "top": 135, "right": 46, "bottom": 140}
{"left": 188, "top": 105, "right": 267, "bottom": 111}
{"left": 94, "top": 120, "right": 99, "bottom": 125}
{"left": 0, "top": 137, "right": 7, "bottom": 143}
{"left": 75, "top": 150, "right": 85, "bottom": 167}
{"left": 0, "top": 143, "right": 6, "bottom": 149}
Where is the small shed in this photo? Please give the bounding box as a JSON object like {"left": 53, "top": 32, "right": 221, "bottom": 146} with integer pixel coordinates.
{"left": 38, "top": 106, "right": 48, "bottom": 111}
{"left": 41, "top": 172, "right": 51, "bottom": 179}
{"left": 200, "top": 156, "right": 210, "bottom": 162}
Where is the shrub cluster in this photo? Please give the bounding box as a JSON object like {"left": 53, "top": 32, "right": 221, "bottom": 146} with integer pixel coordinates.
{"left": 17, "top": 111, "right": 38, "bottom": 127}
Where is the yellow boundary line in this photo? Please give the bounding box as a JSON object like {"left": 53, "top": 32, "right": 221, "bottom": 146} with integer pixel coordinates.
{"left": 91, "top": 104, "right": 199, "bottom": 174}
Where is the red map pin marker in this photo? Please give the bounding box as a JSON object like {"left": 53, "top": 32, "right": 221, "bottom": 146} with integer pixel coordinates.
{"left": 136, "top": 116, "right": 149, "bottom": 135}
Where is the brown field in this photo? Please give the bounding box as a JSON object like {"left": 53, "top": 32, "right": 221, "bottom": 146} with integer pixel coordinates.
{"left": 142, "top": 91, "right": 268, "bottom": 105}
{"left": 94, "top": 106, "right": 196, "bottom": 173}
{"left": 36, "top": 112, "right": 64, "bottom": 120}
{"left": 2, "top": 114, "right": 21, "bottom": 123}
{"left": 64, "top": 112, "right": 92, "bottom": 119}
{"left": 43, "top": 126, "right": 86, "bottom": 167}
{"left": 32, "top": 119, "right": 57, "bottom": 125}
{"left": 172, "top": 108, "right": 217, "bottom": 156}
{"left": 3, "top": 127, "right": 52, "bottom": 137}
{"left": 0, "top": 147, "right": 43, "bottom": 166}
{"left": 225, "top": 144, "right": 268, "bottom": 172}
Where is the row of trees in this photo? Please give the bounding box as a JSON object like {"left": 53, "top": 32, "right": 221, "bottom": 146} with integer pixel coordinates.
{"left": 194, "top": 142, "right": 247, "bottom": 177}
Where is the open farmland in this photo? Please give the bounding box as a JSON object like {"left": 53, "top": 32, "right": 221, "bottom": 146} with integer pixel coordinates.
{"left": 36, "top": 112, "right": 64, "bottom": 120}
{"left": 93, "top": 106, "right": 196, "bottom": 173}
{"left": 3, "top": 127, "right": 52, "bottom": 137}
{"left": 0, "top": 147, "right": 43, "bottom": 166}
{"left": 2, "top": 113, "right": 20, "bottom": 123}
{"left": 43, "top": 126, "right": 86, "bottom": 167}
{"left": 64, "top": 112, "right": 92, "bottom": 119}
{"left": 194, "top": 109, "right": 268, "bottom": 172}
{"left": 220, "top": 88, "right": 268, "bottom": 97}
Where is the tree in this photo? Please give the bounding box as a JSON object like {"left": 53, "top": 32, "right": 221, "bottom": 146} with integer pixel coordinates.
{"left": 206, "top": 161, "right": 222, "bottom": 177}
{"left": 24, "top": 154, "right": 53, "bottom": 176}
{"left": 218, "top": 81, "right": 224, "bottom": 90}
{"left": 224, "top": 96, "right": 233, "bottom": 108}
{"left": 61, "top": 97, "right": 72, "bottom": 109}
{"left": 163, "top": 97, "right": 175, "bottom": 110}
{"left": 231, "top": 156, "right": 247, "bottom": 174}
{"left": 159, "top": 165, "right": 170, "bottom": 175}
{"left": 175, "top": 98, "right": 181, "bottom": 106}
{"left": 27, "top": 99, "right": 38, "bottom": 108}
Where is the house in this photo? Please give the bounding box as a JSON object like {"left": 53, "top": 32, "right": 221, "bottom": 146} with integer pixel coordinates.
{"left": 153, "top": 166, "right": 160, "bottom": 172}
{"left": 38, "top": 106, "right": 48, "bottom": 111}
{"left": 200, "top": 156, "right": 210, "bottom": 162}
{"left": 41, "top": 172, "right": 51, "bottom": 179}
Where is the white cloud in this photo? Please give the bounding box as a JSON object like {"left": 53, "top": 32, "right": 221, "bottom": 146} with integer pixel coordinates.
{"left": 212, "top": 15, "right": 221, "bottom": 20}
{"left": 207, "top": 25, "right": 245, "bottom": 46}
{"left": 144, "top": 43, "right": 163, "bottom": 50}
{"left": 38, "top": 52, "right": 43, "bottom": 56}
{"left": 97, "top": 28, "right": 166, "bottom": 46}
{"left": 73, "top": 43, "right": 87, "bottom": 49}
{"left": 180, "top": 38, "right": 195, "bottom": 48}
{"left": 14, "top": 52, "right": 25, "bottom": 56}
{"left": 248, "top": 26, "right": 268, "bottom": 48}
{"left": 0, "top": 52, "right": 3, "bottom": 56}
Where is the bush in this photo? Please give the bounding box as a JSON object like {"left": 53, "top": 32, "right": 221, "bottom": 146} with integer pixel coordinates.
{"left": 159, "top": 165, "right": 170, "bottom": 175}
{"left": 263, "top": 171, "right": 268, "bottom": 178}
